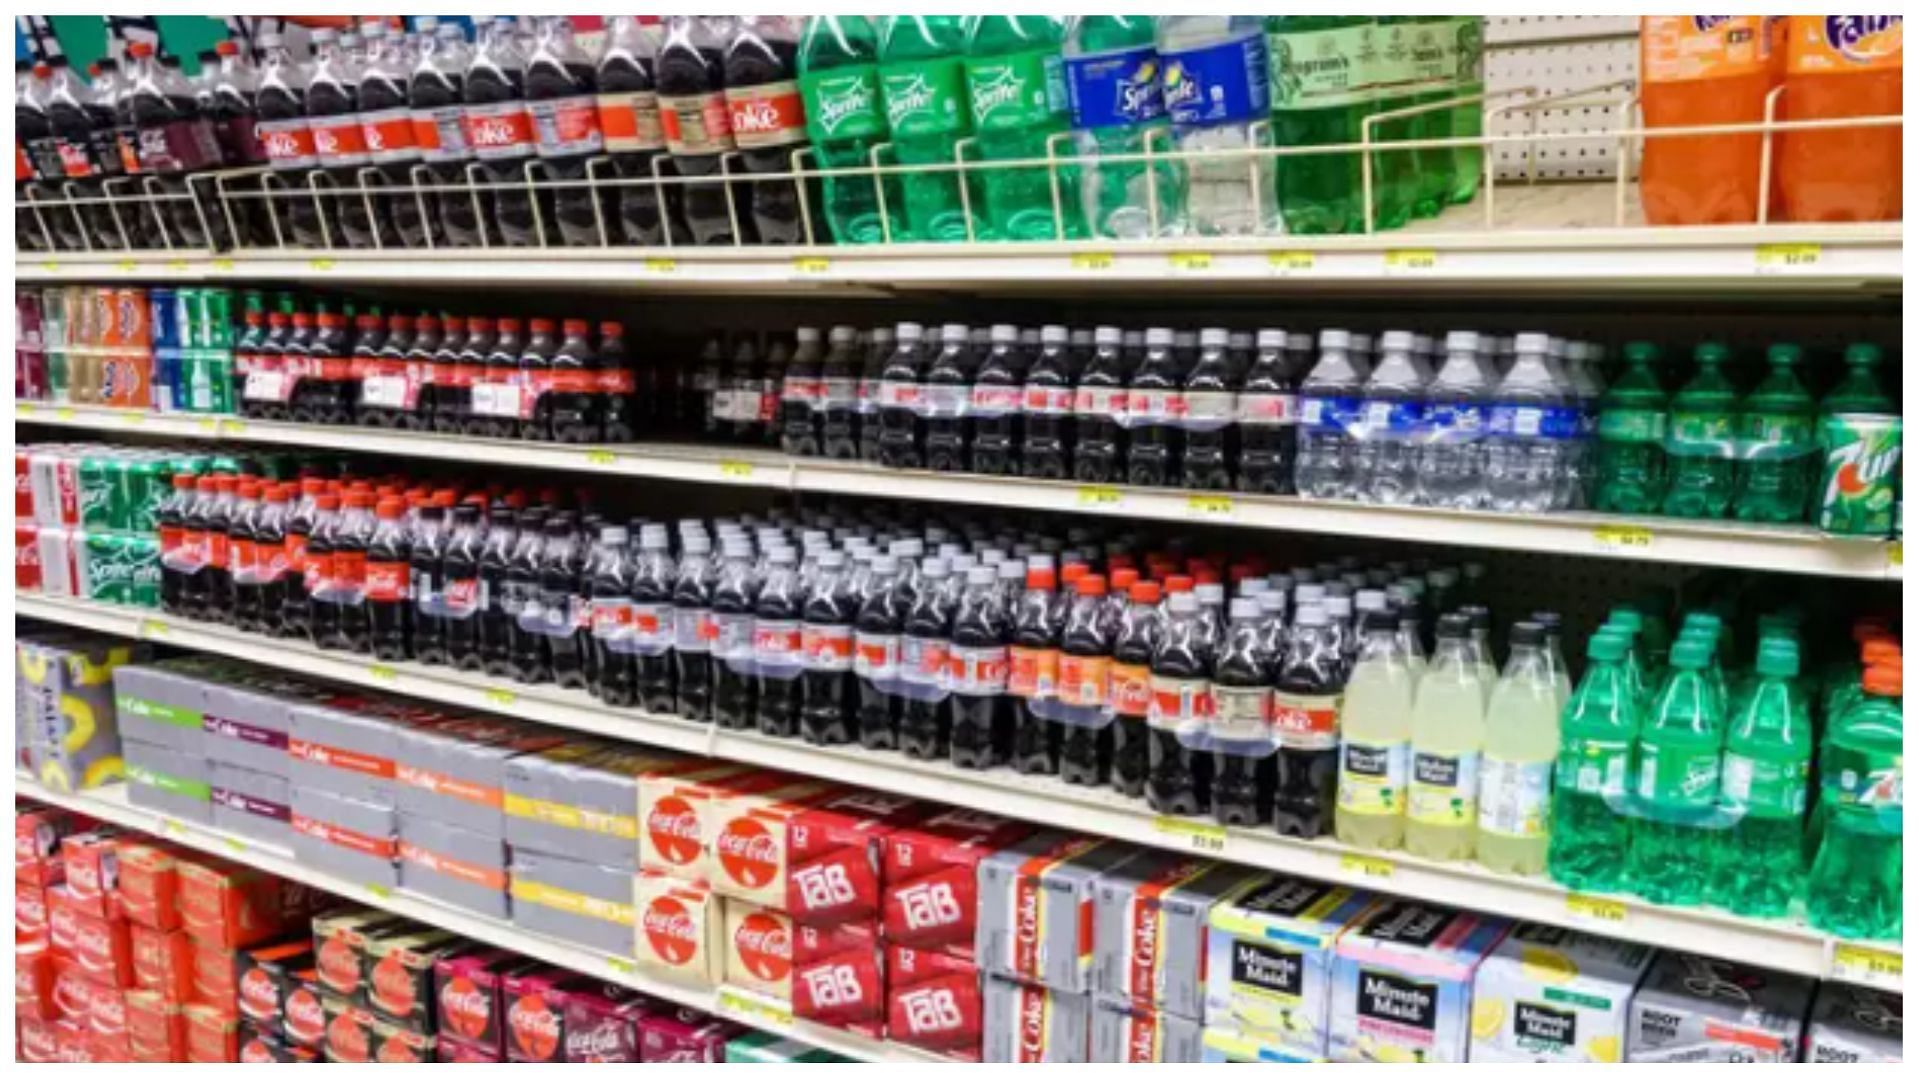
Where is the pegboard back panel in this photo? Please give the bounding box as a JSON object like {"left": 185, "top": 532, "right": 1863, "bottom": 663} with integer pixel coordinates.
{"left": 1487, "top": 16, "right": 1639, "bottom": 182}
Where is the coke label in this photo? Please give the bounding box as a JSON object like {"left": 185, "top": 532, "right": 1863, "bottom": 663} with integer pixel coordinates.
{"left": 1271, "top": 691, "right": 1341, "bottom": 750}
{"left": 463, "top": 101, "right": 538, "bottom": 161}
{"left": 359, "top": 106, "right": 419, "bottom": 163}
{"left": 530, "top": 95, "right": 605, "bottom": 157}
{"left": 753, "top": 623, "right": 802, "bottom": 672}
{"left": 658, "top": 91, "right": 735, "bottom": 155}
{"left": 258, "top": 117, "right": 319, "bottom": 169}
{"left": 1074, "top": 385, "right": 1130, "bottom": 420}
{"left": 631, "top": 602, "right": 674, "bottom": 651}
{"left": 802, "top": 624, "right": 855, "bottom": 672}
{"left": 854, "top": 631, "right": 901, "bottom": 681}
{"left": 901, "top": 637, "right": 950, "bottom": 688}
{"left": 1235, "top": 391, "right": 1298, "bottom": 425}
{"left": 312, "top": 115, "right": 371, "bottom": 166}
{"left": 724, "top": 81, "right": 807, "bottom": 149}
{"left": 597, "top": 91, "right": 666, "bottom": 151}
{"left": 1148, "top": 674, "right": 1213, "bottom": 732}
{"left": 1023, "top": 386, "right": 1075, "bottom": 416}
{"left": 1007, "top": 645, "right": 1059, "bottom": 700}
{"left": 1057, "top": 654, "right": 1110, "bottom": 708}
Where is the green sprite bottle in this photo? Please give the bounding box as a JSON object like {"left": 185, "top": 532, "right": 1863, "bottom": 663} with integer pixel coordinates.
{"left": 1592, "top": 341, "right": 1669, "bottom": 515}
{"left": 877, "top": 16, "right": 975, "bottom": 242}
{"left": 1625, "top": 636, "right": 1724, "bottom": 905}
{"left": 1815, "top": 343, "right": 1902, "bottom": 537}
{"left": 1807, "top": 663, "right": 1903, "bottom": 940}
{"left": 1445, "top": 17, "right": 1486, "bottom": 206}
{"left": 1661, "top": 342, "right": 1740, "bottom": 519}
{"left": 1547, "top": 629, "right": 1640, "bottom": 893}
{"left": 1265, "top": 15, "right": 1373, "bottom": 234}
{"left": 964, "top": 16, "right": 1083, "bottom": 241}
{"left": 1733, "top": 344, "right": 1818, "bottom": 523}
{"left": 798, "top": 16, "right": 892, "bottom": 245}
{"left": 1710, "top": 637, "right": 1811, "bottom": 917}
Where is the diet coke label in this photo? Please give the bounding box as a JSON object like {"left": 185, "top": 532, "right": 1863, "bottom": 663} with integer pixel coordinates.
{"left": 463, "top": 101, "right": 537, "bottom": 161}
{"left": 724, "top": 81, "right": 807, "bottom": 149}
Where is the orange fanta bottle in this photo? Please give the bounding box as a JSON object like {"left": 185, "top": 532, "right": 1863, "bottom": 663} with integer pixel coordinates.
{"left": 1779, "top": 15, "right": 1903, "bottom": 222}
{"left": 1640, "top": 17, "right": 1770, "bottom": 225}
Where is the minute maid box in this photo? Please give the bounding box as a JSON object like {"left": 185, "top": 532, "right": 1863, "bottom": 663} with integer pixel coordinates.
{"left": 18, "top": 633, "right": 147, "bottom": 792}
{"left": 1328, "top": 899, "right": 1511, "bottom": 1062}
{"left": 1468, "top": 922, "right": 1654, "bottom": 1062}
{"left": 1203, "top": 873, "right": 1374, "bottom": 1058}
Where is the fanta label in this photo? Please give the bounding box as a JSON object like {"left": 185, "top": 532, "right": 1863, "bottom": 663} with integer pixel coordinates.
{"left": 1790, "top": 15, "right": 1904, "bottom": 73}
{"left": 1642, "top": 16, "right": 1766, "bottom": 82}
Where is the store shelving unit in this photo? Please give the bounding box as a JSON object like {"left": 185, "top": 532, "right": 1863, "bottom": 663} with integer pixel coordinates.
{"left": 14, "top": 403, "right": 1901, "bottom": 580}
{"left": 11, "top": 774, "right": 940, "bottom": 1063}
{"left": 18, "top": 593, "right": 1903, "bottom": 996}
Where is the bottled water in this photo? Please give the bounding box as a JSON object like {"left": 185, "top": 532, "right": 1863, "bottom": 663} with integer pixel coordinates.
{"left": 1354, "top": 330, "right": 1431, "bottom": 505}
{"left": 1155, "top": 17, "right": 1272, "bottom": 236}
{"left": 1294, "top": 329, "right": 1368, "bottom": 501}
{"left": 1063, "top": 16, "right": 1179, "bottom": 238}
{"left": 1484, "top": 332, "right": 1576, "bottom": 513}
{"left": 1415, "top": 330, "right": 1490, "bottom": 509}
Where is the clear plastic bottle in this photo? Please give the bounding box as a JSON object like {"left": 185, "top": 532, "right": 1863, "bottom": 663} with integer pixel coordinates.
{"left": 1483, "top": 332, "right": 1573, "bottom": 514}
{"left": 1405, "top": 613, "right": 1486, "bottom": 861}
{"left": 1355, "top": 330, "right": 1431, "bottom": 505}
{"left": 1063, "top": 16, "right": 1179, "bottom": 238}
{"left": 1155, "top": 17, "right": 1271, "bottom": 235}
{"left": 1335, "top": 611, "right": 1417, "bottom": 849}
{"left": 1475, "top": 621, "right": 1560, "bottom": 876}
{"left": 1294, "top": 329, "right": 1368, "bottom": 500}
{"left": 1413, "top": 330, "right": 1489, "bottom": 509}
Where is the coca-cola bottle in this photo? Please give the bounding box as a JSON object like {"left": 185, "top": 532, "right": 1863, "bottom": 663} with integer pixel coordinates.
{"left": 657, "top": 16, "right": 739, "bottom": 245}
{"left": 470, "top": 316, "right": 522, "bottom": 438}
{"left": 127, "top": 45, "right": 228, "bottom": 249}
{"left": 463, "top": 17, "right": 538, "bottom": 246}
{"left": 817, "top": 326, "right": 860, "bottom": 460}
{"left": 477, "top": 504, "right": 521, "bottom": 676}
{"left": 1236, "top": 328, "right": 1297, "bottom": 494}
{"left": 41, "top": 58, "right": 114, "bottom": 251}
{"left": 723, "top": 16, "right": 808, "bottom": 244}
{"left": 405, "top": 313, "right": 443, "bottom": 432}
{"left": 1018, "top": 325, "right": 1075, "bottom": 479}
{"left": 1126, "top": 327, "right": 1185, "bottom": 488}
{"left": 254, "top": 33, "right": 322, "bottom": 246}
{"left": 357, "top": 19, "right": 428, "bottom": 248}
{"left": 539, "top": 512, "right": 588, "bottom": 690}
{"left": 303, "top": 490, "right": 344, "bottom": 645}
{"left": 331, "top": 489, "right": 377, "bottom": 653}
{"left": 410, "top": 19, "right": 478, "bottom": 246}
{"left": 948, "top": 564, "right": 1012, "bottom": 769}
{"left": 1007, "top": 560, "right": 1061, "bottom": 774}
{"left": 631, "top": 523, "right": 678, "bottom": 712}
{"left": 595, "top": 16, "right": 668, "bottom": 245}
{"left": 227, "top": 480, "right": 264, "bottom": 632}
{"left": 798, "top": 549, "right": 857, "bottom": 744}
{"left": 752, "top": 546, "right": 805, "bottom": 738}
{"left": 1181, "top": 328, "right": 1237, "bottom": 491}
{"left": 597, "top": 321, "right": 635, "bottom": 443}
{"left": 518, "top": 318, "right": 558, "bottom": 441}
{"left": 504, "top": 508, "right": 552, "bottom": 682}
{"left": 1145, "top": 586, "right": 1213, "bottom": 816}
{"left": 281, "top": 478, "right": 325, "bottom": 638}
{"left": 253, "top": 483, "right": 292, "bottom": 636}
{"left": 1058, "top": 572, "right": 1117, "bottom": 786}
{"left": 1072, "top": 326, "right": 1129, "bottom": 483}
{"left": 205, "top": 476, "right": 239, "bottom": 622}
{"left": 441, "top": 501, "right": 487, "bottom": 669}
{"left": 709, "top": 537, "right": 761, "bottom": 730}
{"left": 549, "top": 319, "right": 601, "bottom": 443}
{"left": 1272, "top": 603, "right": 1343, "bottom": 838}
{"left": 586, "top": 524, "right": 636, "bottom": 704}
{"left": 442, "top": 315, "right": 490, "bottom": 433}
{"left": 921, "top": 324, "right": 973, "bottom": 473}
{"left": 426, "top": 315, "right": 464, "bottom": 433}
{"left": 156, "top": 474, "right": 194, "bottom": 614}
{"left": 310, "top": 309, "right": 353, "bottom": 425}
{"left": 968, "top": 324, "right": 1026, "bottom": 476}
{"left": 1211, "top": 597, "right": 1278, "bottom": 826}
{"left": 307, "top": 29, "right": 382, "bottom": 248}
{"left": 409, "top": 492, "right": 453, "bottom": 664}
{"left": 526, "top": 16, "right": 606, "bottom": 245}
{"left": 852, "top": 551, "right": 908, "bottom": 750}
{"left": 366, "top": 497, "right": 412, "bottom": 660}
{"left": 82, "top": 59, "right": 149, "bottom": 248}
{"left": 671, "top": 530, "right": 717, "bottom": 721}
{"left": 779, "top": 326, "right": 823, "bottom": 456}
{"left": 898, "top": 556, "right": 955, "bottom": 760}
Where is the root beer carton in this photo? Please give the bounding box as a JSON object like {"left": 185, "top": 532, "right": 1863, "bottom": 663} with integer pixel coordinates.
{"left": 1805, "top": 981, "right": 1903, "bottom": 1064}
{"left": 983, "top": 974, "right": 1091, "bottom": 1063}
{"left": 1625, "top": 951, "right": 1812, "bottom": 1063}
{"left": 632, "top": 870, "right": 724, "bottom": 988}
{"left": 1205, "top": 874, "right": 1375, "bottom": 1057}
{"left": 1093, "top": 853, "right": 1263, "bottom": 1020}
{"left": 977, "top": 832, "right": 1138, "bottom": 995}
{"left": 1328, "top": 900, "right": 1509, "bottom": 1063}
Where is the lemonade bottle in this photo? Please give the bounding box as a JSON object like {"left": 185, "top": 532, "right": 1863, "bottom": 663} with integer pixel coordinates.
{"left": 1476, "top": 621, "right": 1561, "bottom": 877}
{"left": 1639, "top": 17, "right": 1770, "bottom": 225}
{"left": 1334, "top": 610, "right": 1417, "bottom": 850}
{"left": 1406, "top": 613, "right": 1487, "bottom": 862}
{"left": 1711, "top": 636, "right": 1811, "bottom": 918}
{"left": 1547, "top": 630, "right": 1641, "bottom": 892}
{"left": 1779, "top": 16, "right": 1903, "bottom": 223}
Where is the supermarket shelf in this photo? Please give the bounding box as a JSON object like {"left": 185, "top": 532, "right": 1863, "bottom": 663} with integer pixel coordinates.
{"left": 18, "top": 593, "right": 1903, "bottom": 995}
{"left": 12, "top": 773, "right": 943, "bottom": 1063}
{"left": 17, "top": 401, "right": 1902, "bottom": 580}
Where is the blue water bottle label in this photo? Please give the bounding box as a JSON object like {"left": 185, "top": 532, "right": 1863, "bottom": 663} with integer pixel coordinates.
{"left": 1487, "top": 404, "right": 1582, "bottom": 440}
{"left": 1161, "top": 31, "right": 1271, "bottom": 128}
{"left": 1426, "top": 402, "right": 1485, "bottom": 442}
{"left": 1300, "top": 394, "right": 1364, "bottom": 435}
{"left": 1065, "top": 44, "right": 1167, "bottom": 130}
{"left": 1361, "top": 399, "right": 1430, "bottom": 439}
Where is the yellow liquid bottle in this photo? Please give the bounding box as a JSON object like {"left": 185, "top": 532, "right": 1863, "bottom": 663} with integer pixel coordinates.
{"left": 1334, "top": 612, "right": 1417, "bottom": 850}
{"left": 1405, "top": 615, "right": 1486, "bottom": 861}
{"left": 1476, "top": 621, "right": 1563, "bottom": 876}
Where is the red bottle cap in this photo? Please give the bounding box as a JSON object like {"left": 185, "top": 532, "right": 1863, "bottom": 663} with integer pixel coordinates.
{"left": 1076, "top": 574, "right": 1107, "bottom": 597}
{"left": 1130, "top": 581, "right": 1162, "bottom": 604}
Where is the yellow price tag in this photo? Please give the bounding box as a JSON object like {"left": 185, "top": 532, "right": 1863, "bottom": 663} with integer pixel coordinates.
{"left": 719, "top": 460, "right": 754, "bottom": 479}
{"left": 368, "top": 664, "right": 398, "bottom": 682}
{"left": 1888, "top": 542, "right": 1902, "bottom": 569}
{"left": 1756, "top": 243, "right": 1821, "bottom": 273}
{"left": 138, "top": 619, "right": 171, "bottom": 639}
{"left": 115, "top": 259, "right": 138, "bottom": 273}
{"left": 17, "top": 403, "right": 36, "bottom": 417}
{"left": 606, "top": 957, "right": 638, "bottom": 976}
{"left": 365, "top": 883, "right": 392, "bottom": 899}
{"left": 223, "top": 419, "right": 246, "bottom": 436}
{"left": 485, "top": 687, "right": 518, "bottom": 708}
{"left": 584, "top": 449, "right": 617, "bottom": 466}
{"left": 791, "top": 256, "right": 831, "bottom": 274}
{"left": 644, "top": 257, "right": 677, "bottom": 274}
{"left": 55, "top": 407, "right": 75, "bottom": 422}
{"left": 1831, "top": 944, "right": 1902, "bottom": 984}
{"left": 308, "top": 258, "right": 335, "bottom": 271}
{"left": 122, "top": 412, "right": 146, "bottom": 426}
{"left": 1154, "top": 816, "right": 1227, "bottom": 855}
{"left": 224, "top": 838, "right": 247, "bottom": 854}
{"left": 196, "top": 416, "right": 219, "bottom": 434}
{"left": 1077, "top": 485, "right": 1122, "bottom": 508}
{"left": 1168, "top": 251, "right": 1213, "bottom": 272}
{"left": 166, "top": 259, "right": 191, "bottom": 273}
{"left": 212, "top": 258, "right": 235, "bottom": 272}
{"left": 1186, "top": 494, "right": 1234, "bottom": 519}
{"left": 39, "top": 260, "right": 59, "bottom": 273}
{"left": 1340, "top": 854, "right": 1395, "bottom": 880}
{"left": 1267, "top": 250, "right": 1316, "bottom": 273}
{"left": 1566, "top": 892, "right": 1628, "bottom": 924}
{"left": 162, "top": 818, "right": 188, "bottom": 837}
{"left": 719, "top": 988, "right": 795, "bottom": 1029}
{"left": 1385, "top": 249, "right": 1438, "bottom": 272}
{"left": 1592, "top": 525, "right": 1654, "bottom": 551}
{"left": 1071, "top": 252, "right": 1115, "bottom": 271}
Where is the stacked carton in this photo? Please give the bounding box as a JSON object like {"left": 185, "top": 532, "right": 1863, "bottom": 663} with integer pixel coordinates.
{"left": 17, "top": 632, "right": 145, "bottom": 792}
{"left": 1200, "top": 874, "right": 1377, "bottom": 1062}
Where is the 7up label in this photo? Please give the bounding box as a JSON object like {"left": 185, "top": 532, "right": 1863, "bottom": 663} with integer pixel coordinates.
{"left": 1818, "top": 413, "right": 1902, "bottom": 536}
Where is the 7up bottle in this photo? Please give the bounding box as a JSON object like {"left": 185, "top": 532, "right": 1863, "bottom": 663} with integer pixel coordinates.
{"left": 799, "top": 16, "right": 891, "bottom": 245}
{"left": 1816, "top": 342, "right": 1901, "bottom": 537}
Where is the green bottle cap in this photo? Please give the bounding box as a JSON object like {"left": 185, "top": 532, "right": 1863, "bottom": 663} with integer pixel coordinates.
{"left": 1844, "top": 342, "right": 1883, "bottom": 367}
{"left": 1695, "top": 341, "right": 1731, "bottom": 365}
{"left": 1586, "top": 631, "right": 1628, "bottom": 662}
{"left": 1756, "top": 638, "right": 1800, "bottom": 678}
{"left": 1766, "top": 343, "right": 1803, "bottom": 367}
{"left": 1608, "top": 605, "right": 1644, "bottom": 633}
{"left": 1671, "top": 638, "right": 1712, "bottom": 669}
{"left": 1681, "top": 611, "right": 1723, "bottom": 634}
{"left": 1623, "top": 341, "right": 1661, "bottom": 364}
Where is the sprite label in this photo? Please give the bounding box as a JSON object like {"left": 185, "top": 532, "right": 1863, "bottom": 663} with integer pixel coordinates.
{"left": 880, "top": 57, "right": 969, "bottom": 138}
{"left": 1598, "top": 408, "right": 1667, "bottom": 444}
{"left": 800, "top": 69, "right": 886, "bottom": 143}
{"left": 1817, "top": 413, "right": 1901, "bottom": 536}
{"left": 965, "top": 48, "right": 1065, "bottom": 133}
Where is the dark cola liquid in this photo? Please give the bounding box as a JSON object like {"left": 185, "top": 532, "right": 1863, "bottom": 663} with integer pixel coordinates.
{"left": 1107, "top": 614, "right": 1156, "bottom": 797}
{"left": 597, "top": 19, "right": 668, "bottom": 245}
{"left": 947, "top": 571, "right": 1010, "bottom": 771}
{"left": 442, "top": 504, "right": 487, "bottom": 670}
{"left": 1236, "top": 335, "right": 1297, "bottom": 495}
{"left": 525, "top": 19, "right": 602, "bottom": 246}
{"left": 897, "top": 572, "right": 954, "bottom": 761}
{"left": 797, "top": 560, "right": 856, "bottom": 745}
{"left": 410, "top": 502, "right": 450, "bottom": 664}
{"left": 723, "top": 17, "right": 805, "bottom": 245}
{"left": 657, "top": 17, "right": 736, "bottom": 246}
{"left": 540, "top": 515, "right": 588, "bottom": 691}
{"left": 922, "top": 333, "right": 972, "bottom": 474}
{"left": 1272, "top": 626, "right": 1343, "bottom": 838}
{"left": 411, "top": 30, "right": 478, "bottom": 247}
{"left": 1181, "top": 335, "right": 1237, "bottom": 491}
{"left": 360, "top": 45, "right": 426, "bottom": 249}
{"left": 1020, "top": 331, "right": 1075, "bottom": 480}
{"left": 968, "top": 331, "right": 1025, "bottom": 477}
{"left": 1071, "top": 336, "right": 1127, "bottom": 483}
{"left": 752, "top": 560, "right": 803, "bottom": 740}
{"left": 367, "top": 506, "right": 412, "bottom": 661}
{"left": 671, "top": 544, "right": 716, "bottom": 722}
{"left": 502, "top": 510, "right": 549, "bottom": 681}
{"left": 852, "top": 569, "right": 906, "bottom": 751}
{"left": 1007, "top": 576, "right": 1060, "bottom": 776}
{"left": 1144, "top": 596, "right": 1211, "bottom": 817}
{"left": 1056, "top": 587, "right": 1115, "bottom": 787}
{"left": 708, "top": 562, "right": 757, "bottom": 731}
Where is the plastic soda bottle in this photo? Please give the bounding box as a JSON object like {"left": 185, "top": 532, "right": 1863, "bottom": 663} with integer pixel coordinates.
{"left": 1815, "top": 343, "right": 1902, "bottom": 536}
{"left": 1807, "top": 663, "right": 1903, "bottom": 939}
{"left": 1371, "top": 16, "right": 1454, "bottom": 225}
{"left": 1591, "top": 341, "right": 1669, "bottom": 515}
{"left": 1732, "top": 344, "right": 1817, "bottom": 523}
{"left": 1294, "top": 329, "right": 1368, "bottom": 501}
{"left": 1156, "top": 17, "right": 1271, "bottom": 236}
{"left": 1446, "top": 17, "right": 1487, "bottom": 206}
{"left": 1406, "top": 613, "right": 1486, "bottom": 862}
{"left": 1711, "top": 637, "right": 1811, "bottom": 917}
{"left": 1660, "top": 342, "right": 1739, "bottom": 519}
{"left": 798, "top": 16, "right": 891, "bottom": 244}
{"left": 1334, "top": 611, "right": 1416, "bottom": 850}
{"left": 1265, "top": 16, "right": 1371, "bottom": 234}
{"left": 964, "top": 17, "right": 1082, "bottom": 241}
{"left": 1639, "top": 17, "right": 1769, "bottom": 225}
{"left": 877, "top": 17, "right": 974, "bottom": 241}
{"left": 1779, "top": 16, "right": 1903, "bottom": 223}
{"left": 1546, "top": 630, "right": 1640, "bottom": 891}
{"left": 1625, "top": 636, "right": 1724, "bottom": 904}
{"left": 1063, "top": 16, "right": 1178, "bottom": 238}
{"left": 1476, "top": 621, "right": 1560, "bottom": 876}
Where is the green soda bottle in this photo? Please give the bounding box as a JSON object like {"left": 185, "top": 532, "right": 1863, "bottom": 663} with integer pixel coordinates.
{"left": 1604, "top": 605, "right": 1651, "bottom": 708}
{"left": 1808, "top": 663, "right": 1903, "bottom": 940}
{"left": 1733, "top": 344, "right": 1817, "bottom": 523}
{"left": 1661, "top": 342, "right": 1740, "bottom": 519}
{"left": 1625, "top": 636, "right": 1725, "bottom": 905}
{"left": 1399, "top": 15, "right": 1457, "bottom": 218}
{"left": 1445, "top": 17, "right": 1486, "bottom": 206}
{"left": 798, "top": 16, "right": 892, "bottom": 245}
{"left": 1592, "top": 341, "right": 1670, "bottom": 515}
{"left": 1265, "top": 15, "right": 1373, "bottom": 234}
{"left": 1711, "top": 637, "right": 1811, "bottom": 917}
{"left": 964, "top": 16, "right": 1083, "bottom": 241}
{"left": 1368, "top": 17, "right": 1418, "bottom": 229}
{"left": 1547, "top": 630, "right": 1640, "bottom": 892}
{"left": 877, "top": 16, "right": 975, "bottom": 242}
{"left": 1815, "top": 343, "right": 1902, "bottom": 536}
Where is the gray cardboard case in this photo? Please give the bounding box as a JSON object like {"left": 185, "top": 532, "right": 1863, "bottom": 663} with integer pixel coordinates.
{"left": 508, "top": 848, "right": 634, "bottom": 955}
{"left": 211, "top": 762, "right": 292, "bottom": 847}
{"left": 288, "top": 700, "right": 406, "bottom": 807}
{"left": 394, "top": 716, "right": 564, "bottom": 835}
{"left": 203, "top": 681, "right": 299, "bottom": 776}
{"left": 125, "top": 738, "right": 213, "bottom": 822}
{"left": 113, "top": 663, "right": 211, "bottom": 754}
{"left": 976, "top": 832, "right": 1139, "bottom": 994}
{"left": 1091, "top": 993, "right": 1203, "bottom": 1063}
{"left": 1091, "top": 853, "right": 1264, "bottom": 1020}
{"left": 293, "top": 785, "right": 400, "bottom": 890}
{"left": 399, "top": 813, "right": 511, "bottom": 920}
{"left": 503, "top": 742, "right": 681, "bottom": 869}
{"left": 983, "top": 975, "right": 1091, "bottom": 1063}
{"left": 1626, "top": 951, "right": 1813, "bottom": 1063}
